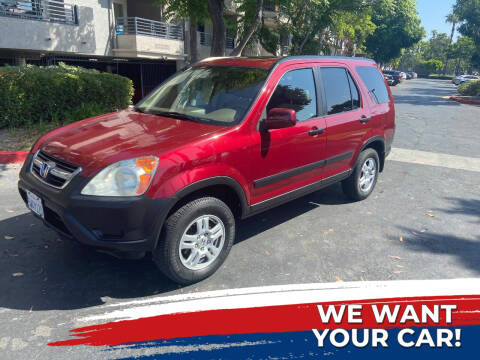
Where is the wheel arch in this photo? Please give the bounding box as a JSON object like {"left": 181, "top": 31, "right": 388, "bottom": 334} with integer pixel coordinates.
{"left": 172, "top": 176, "right": 248, "bottom": 217}
{"left": 357, "top": 135, "right": 386, "bottom": 172}
{"left": 151, "top": 176, "right": 249, "bottom": 250}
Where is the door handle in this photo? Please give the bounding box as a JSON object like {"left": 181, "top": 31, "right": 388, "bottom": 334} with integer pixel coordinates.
{"left": 308, "top": 127, "right": 325, "bottom": 136}
{"left": 359, "top": 116, "right": 371, "bottom": 123}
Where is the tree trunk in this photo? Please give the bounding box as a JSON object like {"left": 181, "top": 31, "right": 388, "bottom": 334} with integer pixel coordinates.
{"left": 449, "top": 21, "right": 456, "bottom": 43}
{"left": 207, "top": 0, "right": 226, "bottom": 56}
{"left": 189, "top": 18, "right": 198, "bottom": 63}
{"left": 298, "top": 16, "right": 314, "bottom": 55}
{"left": 230, "top": 0, "right": 263, "bottom": 56}
{"left": 443, "top": 21, "right": 456, "bottom": 74}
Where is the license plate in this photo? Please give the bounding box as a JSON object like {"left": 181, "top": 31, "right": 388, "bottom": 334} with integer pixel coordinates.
{"left": 27, "top": 190, "right": 44, "bottom": 219}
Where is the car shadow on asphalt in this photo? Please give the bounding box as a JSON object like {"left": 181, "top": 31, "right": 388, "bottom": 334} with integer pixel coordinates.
{"left": 0, "top": 183, "right": 350, "bottom": 312}
{"left": 236, "top": 183, "right": 349, "bottom": 243}
{"left": 393, "top": 197, "right": 480, "bottom": 274}
{"left": 0, "top": 164, "right": 7, "bottom": 178}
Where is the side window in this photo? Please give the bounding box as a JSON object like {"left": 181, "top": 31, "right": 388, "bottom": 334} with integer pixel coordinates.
{"left": 347, "top": 72, "right": 361, "bottom": 109}
{"left": 319, "top": 67, "right": 353, "bottom": 115}
{"left": 267, "top": 68, "right": 317, "bottom": 122}
{"left": 355, "top": 66, "right": 390, "bottom": 104}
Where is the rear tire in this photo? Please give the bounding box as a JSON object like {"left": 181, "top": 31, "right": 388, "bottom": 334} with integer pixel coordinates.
{"left": 342, "top": 148, "right": 380, "bottom": 201}
{"left": 153, "top": 197, "right": 235, "bottom": 285}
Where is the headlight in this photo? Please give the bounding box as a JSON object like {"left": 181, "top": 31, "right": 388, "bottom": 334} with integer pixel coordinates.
{"left": 81, "top": 156, "right": 159, "bottom": 196}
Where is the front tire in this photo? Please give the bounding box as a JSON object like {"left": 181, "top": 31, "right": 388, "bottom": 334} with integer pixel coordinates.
{"left": 153, "top": 197, "right": 235, "bottom": 285}
{"left": 342, "top": 148, "right": 380, "bottom": 201}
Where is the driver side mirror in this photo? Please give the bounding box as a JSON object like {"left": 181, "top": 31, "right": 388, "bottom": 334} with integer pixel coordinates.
{"left": 262, "top": 108, "right": 297, "bottom": 131}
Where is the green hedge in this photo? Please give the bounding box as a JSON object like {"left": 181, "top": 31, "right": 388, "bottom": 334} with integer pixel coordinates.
{"left": 0, "top": 63, "right": 134, "bottom": 128}
{"left": 427, "top": 74, "right": 455, "bottom": 80}
{"left": 458, "top": 80, "right": 480, "bottom": 96}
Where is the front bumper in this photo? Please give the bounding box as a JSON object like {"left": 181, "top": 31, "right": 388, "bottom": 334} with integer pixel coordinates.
{"left": 18, "top": 154, "right": 175, "bottom": 252}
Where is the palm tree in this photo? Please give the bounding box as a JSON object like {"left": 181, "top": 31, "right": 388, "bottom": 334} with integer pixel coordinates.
{"left": 443, "top": 12, "right": 459, "bottom": 74}
{"left": 446, "top": 13, "right": 459, "bottom": 44}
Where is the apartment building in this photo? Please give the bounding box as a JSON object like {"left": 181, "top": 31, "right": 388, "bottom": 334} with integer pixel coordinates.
{"left": 0, "top": 0, "right": 237, "bottom": 101}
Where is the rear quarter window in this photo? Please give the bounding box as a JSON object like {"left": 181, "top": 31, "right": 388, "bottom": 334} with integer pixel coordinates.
{"left": 356, "top": 66, "right": 390, "bottom": 104}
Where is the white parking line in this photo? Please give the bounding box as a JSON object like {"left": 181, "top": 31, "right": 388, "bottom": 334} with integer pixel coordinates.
{"left": 388, "top": 148, "right": 480, "bottom": 172}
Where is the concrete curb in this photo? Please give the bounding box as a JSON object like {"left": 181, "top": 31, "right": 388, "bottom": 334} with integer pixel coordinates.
{"left": 449, "top": 96, "right": 480, "bottom": 105}
{"left": 0, "top": 151, "right": 29, "bottom": 164}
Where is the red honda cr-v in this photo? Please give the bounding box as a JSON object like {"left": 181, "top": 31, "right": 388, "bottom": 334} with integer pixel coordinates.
{"left": 19, "top": 56, "right": 395, "bottom": 284}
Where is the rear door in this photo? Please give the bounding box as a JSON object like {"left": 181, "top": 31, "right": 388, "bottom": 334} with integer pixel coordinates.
{"left": 317, "top": 65, "right": 369, "bottom": 178}
{"left": 249, "top": 64, "right": 327, "bottom": 204}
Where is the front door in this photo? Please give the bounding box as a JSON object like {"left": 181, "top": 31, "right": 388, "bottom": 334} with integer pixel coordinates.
{"left": 249, "top": 65, "right": 327, "bottom": 204}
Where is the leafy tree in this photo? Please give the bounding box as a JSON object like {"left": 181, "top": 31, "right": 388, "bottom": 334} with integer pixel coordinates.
{"left": 328, "top": 9, "right": 376, "bottom": 56}
{"left": 275, "top": 0, "right": 371, "bottom": 55}
{"left": 230, "top": 0, "right": 264, "bottom": 56}
{"left": 365, "top": 0, "right": 425, "bottom": 64}
{"left": 454, "top": 0, "right": 480, "bottom": 48}
{"left": 397, "top": 43, "right": 423, "bottom": 71}
{"left": 447, "top": 37, "right": 477, "bottom": 73}
{"left": 155, "top": 0, "right": 209, "bottom": 63}
{"left": 422, "top": 59, "right": 444, "bottom": 74}
{"left": 421, "top": 31, "right": 450, "bottom": 61}
{"left": 454, "top": 0, "right": 480, "bottom": 68}
{"left": 156, "top": 0, "right": 226, "bottom": 58}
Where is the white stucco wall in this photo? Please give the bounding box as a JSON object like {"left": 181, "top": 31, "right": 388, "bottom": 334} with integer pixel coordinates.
{"left": 114, "top": 34, "right": 184, "bottom": 59}
{"left": 0, "top": 0, "right": 116, "bottom": 56}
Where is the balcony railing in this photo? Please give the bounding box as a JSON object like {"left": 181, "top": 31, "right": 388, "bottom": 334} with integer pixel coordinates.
{"left": 226, "top": 36, "right": 235, "bottom": 49}
{"left": 199, "top": 32, "right": 235, "bottom": 49}
{"left": 0, "top": 0, "right": 77, "bottom": 25}
{"left": 263, "top": 0, "right": 278, "bottom": 12}
{"left": 116, "top": 17, "right": 183, "bottom": 41}
{"left": 199, "top": 31, "right": 212, "bottom": 46}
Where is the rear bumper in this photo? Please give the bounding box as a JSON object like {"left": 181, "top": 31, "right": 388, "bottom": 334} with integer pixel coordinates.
{"left": 18, "top": 154, "right": 176, "bottom": 252}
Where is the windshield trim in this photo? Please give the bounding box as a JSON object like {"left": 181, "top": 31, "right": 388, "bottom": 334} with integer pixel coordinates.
{"left": 134, "top": 65, "right": 272, "bottom": 127}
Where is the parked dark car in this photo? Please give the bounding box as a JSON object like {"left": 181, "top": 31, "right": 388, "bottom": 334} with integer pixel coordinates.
{"left": 19, "top": 56, "right": 395, "bottom": 284}
{"left": 382, "top": 70, "right": 403, "bottom": 85}
{"left": 384, "top": 73, "right": 396, "bottom": 86}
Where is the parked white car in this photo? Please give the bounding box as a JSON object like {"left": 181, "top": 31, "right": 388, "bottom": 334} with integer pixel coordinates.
{"left": 452, "top": 75, "right": 480, "bottom": 85}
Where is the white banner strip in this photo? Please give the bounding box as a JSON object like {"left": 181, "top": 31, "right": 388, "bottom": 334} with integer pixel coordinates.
{"left": 78, "top": 278, "right": 480, "bottom": 323}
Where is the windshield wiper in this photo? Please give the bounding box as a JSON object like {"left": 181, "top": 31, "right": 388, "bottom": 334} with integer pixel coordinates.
{"left": 154, "top": 111, "right": 208, "bottom": 123}
{"left": 133, "top": 109, "right": 211, "bottom": 123}
{"left": 133, "top": 106, "right": 147, "bottom": 113}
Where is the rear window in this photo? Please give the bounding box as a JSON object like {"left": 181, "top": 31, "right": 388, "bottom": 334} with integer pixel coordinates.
{"left": 356, "top": 66, "right": 390, "bottom": 104}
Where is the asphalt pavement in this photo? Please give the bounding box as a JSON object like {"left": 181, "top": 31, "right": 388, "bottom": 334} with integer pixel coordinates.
{"left": 0, "top": 78, "right": 479, "bottom": 359}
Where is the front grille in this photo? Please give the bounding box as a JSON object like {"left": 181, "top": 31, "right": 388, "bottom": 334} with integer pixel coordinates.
{"left": 31, "top": 150, "right": 82, "bottom": 189}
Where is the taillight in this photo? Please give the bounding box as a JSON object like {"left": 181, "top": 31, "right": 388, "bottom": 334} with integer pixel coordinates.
{"left": 398, "top": 74, "right": 402, "bottom": 78}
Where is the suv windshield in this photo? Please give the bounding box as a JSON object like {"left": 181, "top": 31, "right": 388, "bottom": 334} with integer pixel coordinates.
{"left": 135, "top": 66, "right": 269, "bottom": 125}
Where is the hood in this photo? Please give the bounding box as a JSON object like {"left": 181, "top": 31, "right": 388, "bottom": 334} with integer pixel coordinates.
{"left": 37, "top": 109, "right": 230, "bottom": 176}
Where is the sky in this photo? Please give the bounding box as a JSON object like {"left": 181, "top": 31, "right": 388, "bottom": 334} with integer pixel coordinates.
{"left": 416, "top": 0, "right": 458, "bottom": 40}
